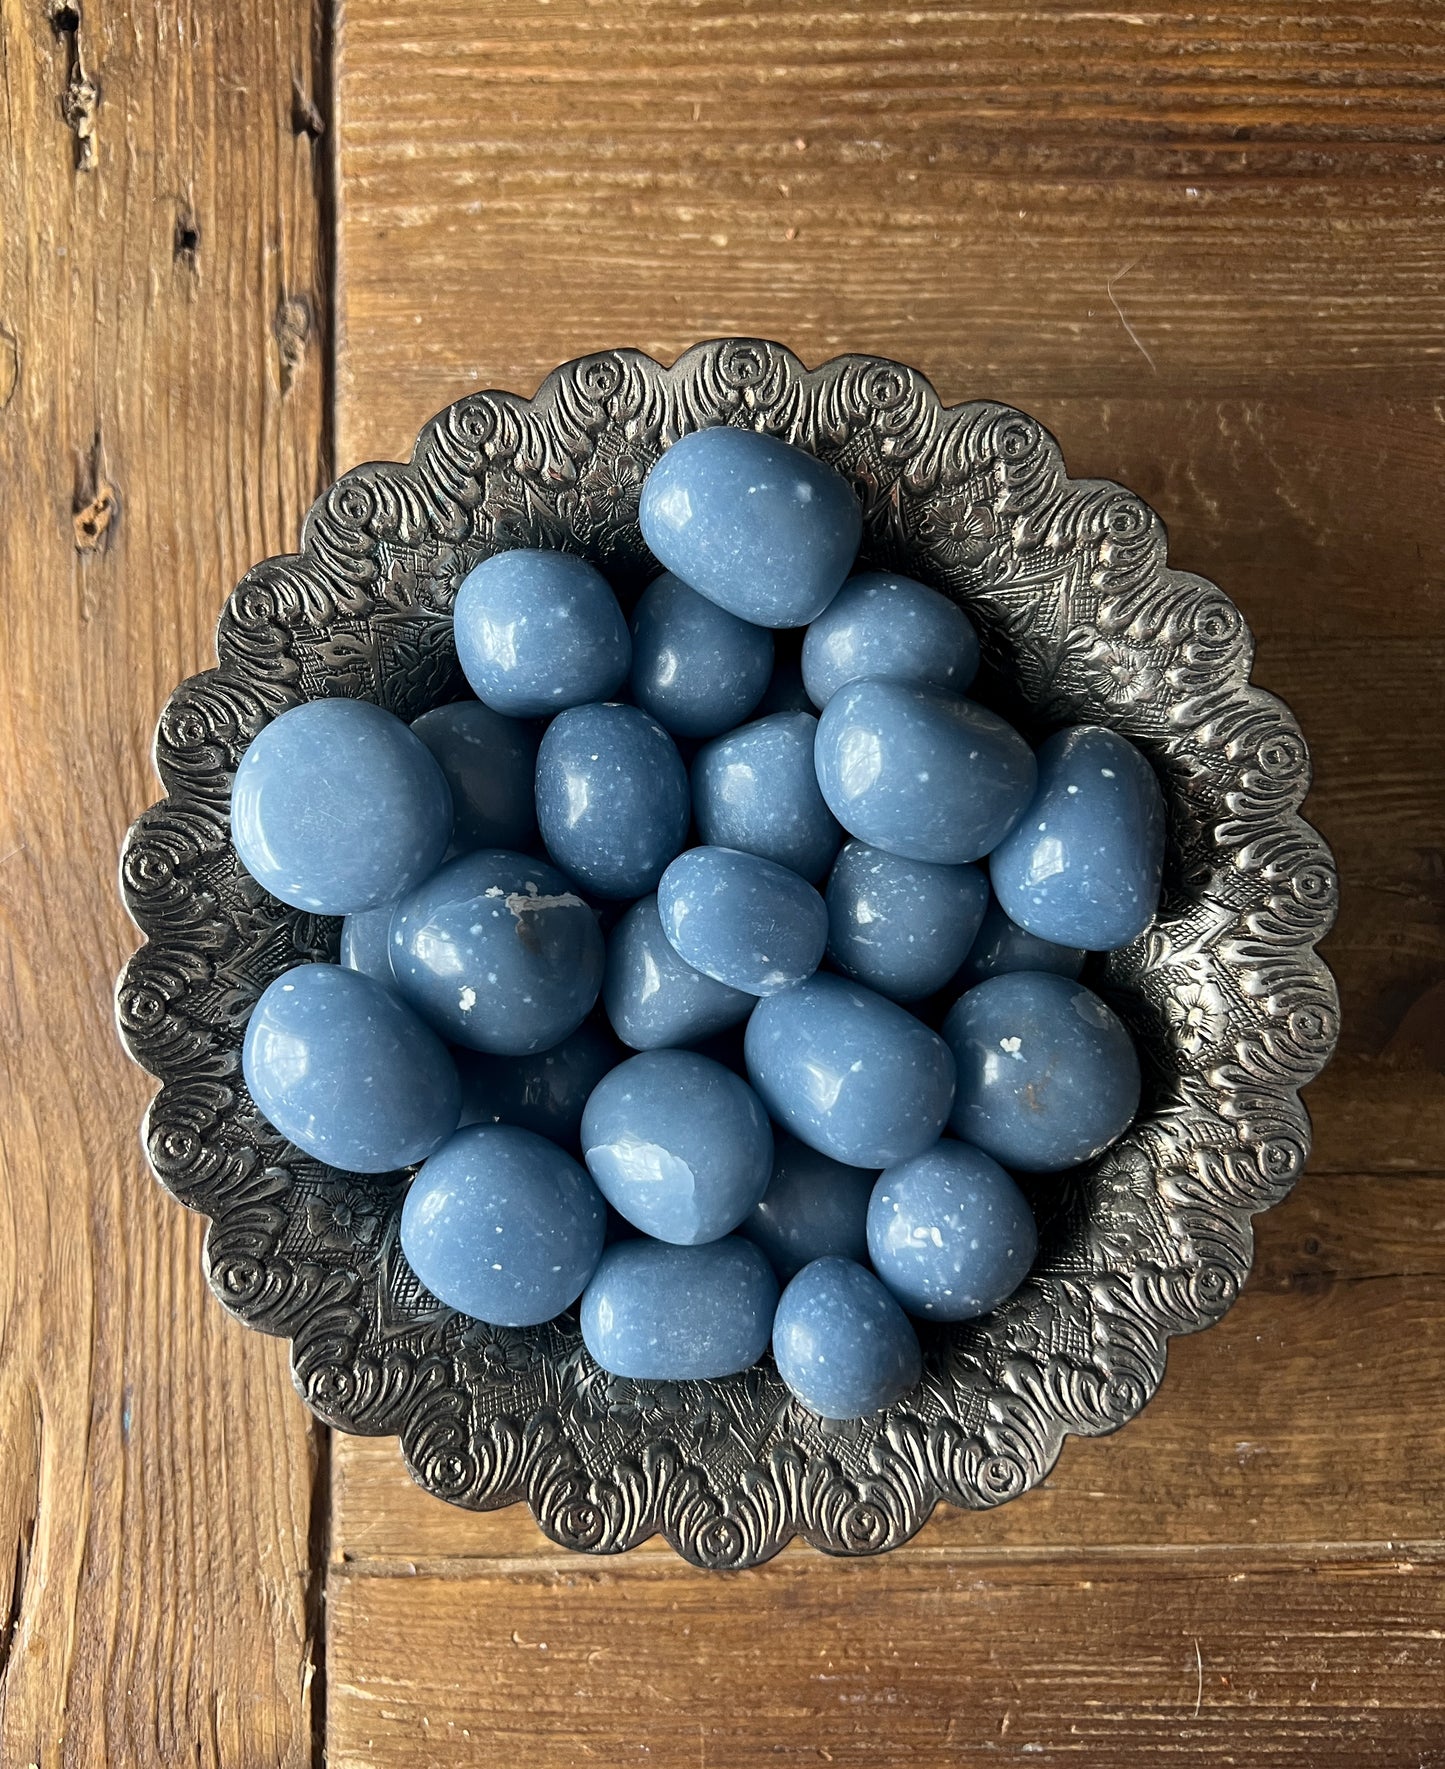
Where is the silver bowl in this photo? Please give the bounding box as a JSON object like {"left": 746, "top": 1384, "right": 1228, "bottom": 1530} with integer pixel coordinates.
{"left": 116, "top": 339, "right": 1339, "bottom": 1568}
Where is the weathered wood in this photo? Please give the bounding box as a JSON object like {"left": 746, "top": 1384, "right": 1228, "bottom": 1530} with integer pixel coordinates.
{"left": 0, "top": 2, "right": 329, "bottom": 1762}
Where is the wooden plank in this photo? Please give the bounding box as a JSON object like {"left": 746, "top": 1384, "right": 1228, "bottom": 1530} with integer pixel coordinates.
{"left": 0, "top": 1, "right": 329, "bottom": 1762}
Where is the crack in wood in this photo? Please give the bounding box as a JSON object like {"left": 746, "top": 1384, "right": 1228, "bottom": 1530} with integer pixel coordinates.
{"left": 50, "top": 2, "right": 97, "bottom": 172}
{"left": 72, "top": 430, "right": 116, "bottom": 552}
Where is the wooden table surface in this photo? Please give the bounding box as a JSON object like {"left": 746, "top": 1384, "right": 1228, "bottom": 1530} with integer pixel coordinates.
{"left": 2, "top": 3, "right": 1443, "bottom": 1763}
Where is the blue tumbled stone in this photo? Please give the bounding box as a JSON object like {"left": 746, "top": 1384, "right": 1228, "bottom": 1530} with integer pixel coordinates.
{"left": 745, "top": 973, "right": 956, "bottom": 1169}
{"left": 400, "top": 1124, "right": 606, "bottom": 1327}
{"left": 243, "top": 963, "right": 459, "bottom": 1173}
{"left": 603, "top": 894, "right": 754, "bottom": 1051}
{"left": 629, "top": 570, "right": 774, "bottom": 739}
{"left": 410, "top": 699, "right": 539, "bottom": 854}
{"left": 942, "top": 970, "right": 1140, "bottom": 1172}
{"left": 957, "top": 894, "right": 1086, "bottom": 987}
{"left": 772, "top": 1257, "right": 922, "bottom": 1420}
{"left": 639, "top": 427, "right": 862, "bottom": 628}
{"left": 340, "top": 901, "right": 400, "bottom": 988}
{"left": 390, "top": 849, "right": 604, "bottom": 1054}
{"left": 580, "top": 1049, "right": 773, "bottom": 1244}
{"left": 814, "top": 679, "right": 1036, "bottom": 865}
{"left": 989, "top": 725, "right": 1166, "bottom": 950}
{"left": 231, "top": 698, "right": 453, "bottom": 914}
{"left": 867, "top": 1140, "right": 1037, "bottom": 1320}
{"left": 825, "top": 840, "right": 989, "bottom": 1003}
{"left": 454, "top": 550, "right": 630, "bottom": 717}
{"left": 693, "top": 712, "right": 841, "bottom": 884}
{"left": 456, "top": 1019, "right": 622, "bottom": 1151}
{"left": 802, "top": 570, "right": 980, "bottom": 707}
{"left": 581, "top": 1236, "right": 779, "bottom": 1380}
{"left": 741, "top": 1136, "right": 876, "bottom": 1281}
{"left": 657, "top": 846, "right": 828, "bottom": 997}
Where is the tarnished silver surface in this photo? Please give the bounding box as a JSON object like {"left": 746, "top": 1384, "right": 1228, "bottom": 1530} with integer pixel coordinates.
{"left": 115, "top": 340, "right": 1339, "bottom": 1567}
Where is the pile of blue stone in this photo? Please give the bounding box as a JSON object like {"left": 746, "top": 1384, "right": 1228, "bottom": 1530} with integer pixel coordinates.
{"left": 233, "top": 426, "right": 1164, "bottom": 1421}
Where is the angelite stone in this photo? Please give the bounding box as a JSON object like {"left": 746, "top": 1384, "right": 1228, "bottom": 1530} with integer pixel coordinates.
{"left": 957, "top": 895, "right": 1086, "bottom": 987}
{"left": 581, "top": 1236, "right": 779, "bottom": 1381}
{"left": 400, "top": 1124, "right": 606, "bottom": 1327}
{"left": 340, "top": 901, "right": 400, "bottom": 987}
{"left": 657, "top": 846, "right": 828, "bottom": 997}
{"left": 603, "top": 894, "right": 754, "bottom": 1051}
{"left": 456, "top": 1019, "right": 621, "bottom": 1150}
{"left": 243, "top": 963, "right": 460, "bottom": 1174}
{"left": 742, "top": 1136, "right": 875, "bottom": 1281}
{"left": 772, "top": 1257, "right": 922, "bottom": 1420}
{"left": 389, "top": 849, "right": 604, "bottom": 1055}
{"left": 231, "top": 697, "right": 453, "bottom": 914}
{"left": 629, "top": 571, "right": 774, "bottom": 739}
{"left": 410, "top": 699, "right": 539, "bottom": 854}
{"left": 745, "top": 973, "right": 956, "bottom": 1169}
{"left": 580, "top": 1049, "right": 773, "bottom": 1245}
{"left": 989, "top": 725, "right": 1166, "bottom": 950}
{"left": 943, "top": 970, "right": 1141, "bottom": 1172}
{"left": 535, "top": 702, "right": 690, "bottom": 898}
{"left": 639, "top": 427, "right": 862, "bottom": 628}
{"left": 814, "top": 680, "right": 1036, "bottom": 866}
{"left": 825, "top": 840, "right": 989, "bottom": 1003}
{"left": 453, "top": 550, "right": 630, "bottom": 717}
{"left": 802, "top": 571, "right": 980, "bottom": 707}
{"left": 867, "top": 1140, "right": 1037, "bottom": 1321}
{"left": 692, "top": 712, "right": 841, "bottom": 884}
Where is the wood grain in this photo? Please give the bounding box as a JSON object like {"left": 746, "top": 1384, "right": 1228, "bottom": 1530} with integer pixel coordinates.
{"left": 0, "top": 2, "right": 329, "bottom": 1762}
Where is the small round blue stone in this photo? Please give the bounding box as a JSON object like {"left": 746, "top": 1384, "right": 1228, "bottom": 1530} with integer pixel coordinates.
{"left": 581, "top": 1236, "right": 779, "bottom": 1381}
{"left": 535, "top": 702, "right": 691, "bottom": 898}
{"left": 629, "top": 570, "right": 774, "bottom": 739}
{"left": 231, "top": 698, "right": 453, "bottom": 914}
{"left": 802, "top": 570, "right": 980, "bottom": 707}
{"left": 581, "top": 1049, "right": 773, "bottom": 1245}
{"left": 742, "top": 1136, "right": 876, "bottom": 1281}
{"left": 957, "top": 894, "right": 1086, "bottom": 987}
{"left": 340, "top": 901, "right": 400, "bottom": 987}
{"left": 400, "top": 1124, "right": 606, "bottom": 1327}
{"left": 657, "top": 846, "right": 828, "bottom": 997}
{"left": 772, "top": 1257, "right": 922, "bottom": 1420}
{"left": 243, "top": 963, "right": 460, "bottom": 1173}
{"left": 389, "top": 849, "right": 604, "bottom": 1054}
{"left": 639, "top": 427, "right": 862, "bottom": 628}
{"left": 693, "top": 712, "right": 841, "bottom": 884}
{"left": 825, "top": 840, "right": 989, "bottom": 1002}
{"left": 410, "top": 699, "right": 539, "bottom": 854}
{"left": 989, "top": 724, "right": 1166, "bottom": 950}
{"left": 814, "top": 680, "right": 1036, "bottom": 865}
{"left": 867, "top": 1140, "right": 1037, "bottom": 1320}
{"left": 943, "top": 970, "right": 1141, "bottom": 1171}
{"left": 745, "top": 973, "right": 956, "bottom": 1169}
{"left": 603, "top": 894, "right": 754, "bottom": 1051}
{"left": 454, "top": 550, "right": 630, "bottom": 717}
{"left": 456, "top": 1019, "right": 622, "bottom": 1151}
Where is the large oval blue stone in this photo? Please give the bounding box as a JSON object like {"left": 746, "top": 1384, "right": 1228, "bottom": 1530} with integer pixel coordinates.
{"left": 657, "top": 846, "right": 828, "bottom": 996}
{"left": 825, "top": 840, "right": 989, "bottom": 1002}
{"left": 581, "top": 1236, "right": 779, "bottom": 1380}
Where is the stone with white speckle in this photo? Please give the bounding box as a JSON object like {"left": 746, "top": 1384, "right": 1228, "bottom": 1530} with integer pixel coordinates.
{"left": 825, "top": 839, "right": 989, "bottom": 1002}
{"left": 657, "top": 846, "right": 828, "bottom": 997}
{"left": 581, "top": 1236, "right": 779, "bottom": 1380}
{"left": 772, "top": 1257, "right": 921, "bottom": 1419}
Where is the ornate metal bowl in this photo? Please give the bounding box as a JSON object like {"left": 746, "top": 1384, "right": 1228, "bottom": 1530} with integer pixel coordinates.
{"left": 116, "top": 340, "right": 1339, "bottom": 1568}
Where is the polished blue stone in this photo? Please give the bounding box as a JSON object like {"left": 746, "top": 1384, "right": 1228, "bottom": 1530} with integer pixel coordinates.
{"left": 802, "top": 571, "right": 980, "bottom": 707}
{"left": 942, "top": 970, "right": 1141, "bottom": 1172}
{"left": 772, "top": 1257, "right": 921, "bottom": 1420}
{"left": 629, "top": 570, "right": 774, "bottom": 739}
{"left": 456, "top": 1019, "right": 622, "bottom": 1151}
{"left": 692, "top": 712, "right": 841, "bottom": 884}
{"left": 339, "top": 902, "right": 400, "bottom": 988}
{"left": 989, "top": 725, "right": 1166, "bottom": 950}
{"left": 825, "top": 840, "right": 989, "bottom": 1003}
{"left": 602, "top": 894, "right": 754, "bottom": 1051}
{"left": 657, "top": 846, "right": 828, "bottom": 997}
{"left": 400, "top": 1124, "right": 606, "bottom": 1327}
{"left": 410, "top": 699, "right": 539, "bottom": 854}
{"left": 231, "top": 697, "right": 453, "bottom": 914}
{"left": 741, "top": 1136, "right": 875, "bottom": 1281}
{"left": 243, "top": 963, "right": 460, "bottom": 1173}
{"left": 639, "top": 427, "right": 862, "bottom": 628}
{"left": 535, "top": 702, "right": 691, "bottom": 898}
{"left": 957, "top": 894, "right": 1086, "bottom": 987}
{"left": 390, "top": 849, "right": 604, "bottom": 1054}
{"left": 745, "top": 973, "right": 956, "bottom": 1168}
{"left": 814, "top": 680, "right": 1036, "bottom": 866}
{"left": 453, "top": 550, "right": 630, "bottom": 717}
{"left": 580, "top": 1236, "right": 779, "bottom": 1380}
{"left": 867, "top": 1140, "right": 1037, "bottom": 1320}
{"left": 580, "top": 1049, "right": 773, "bottom": 1244}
